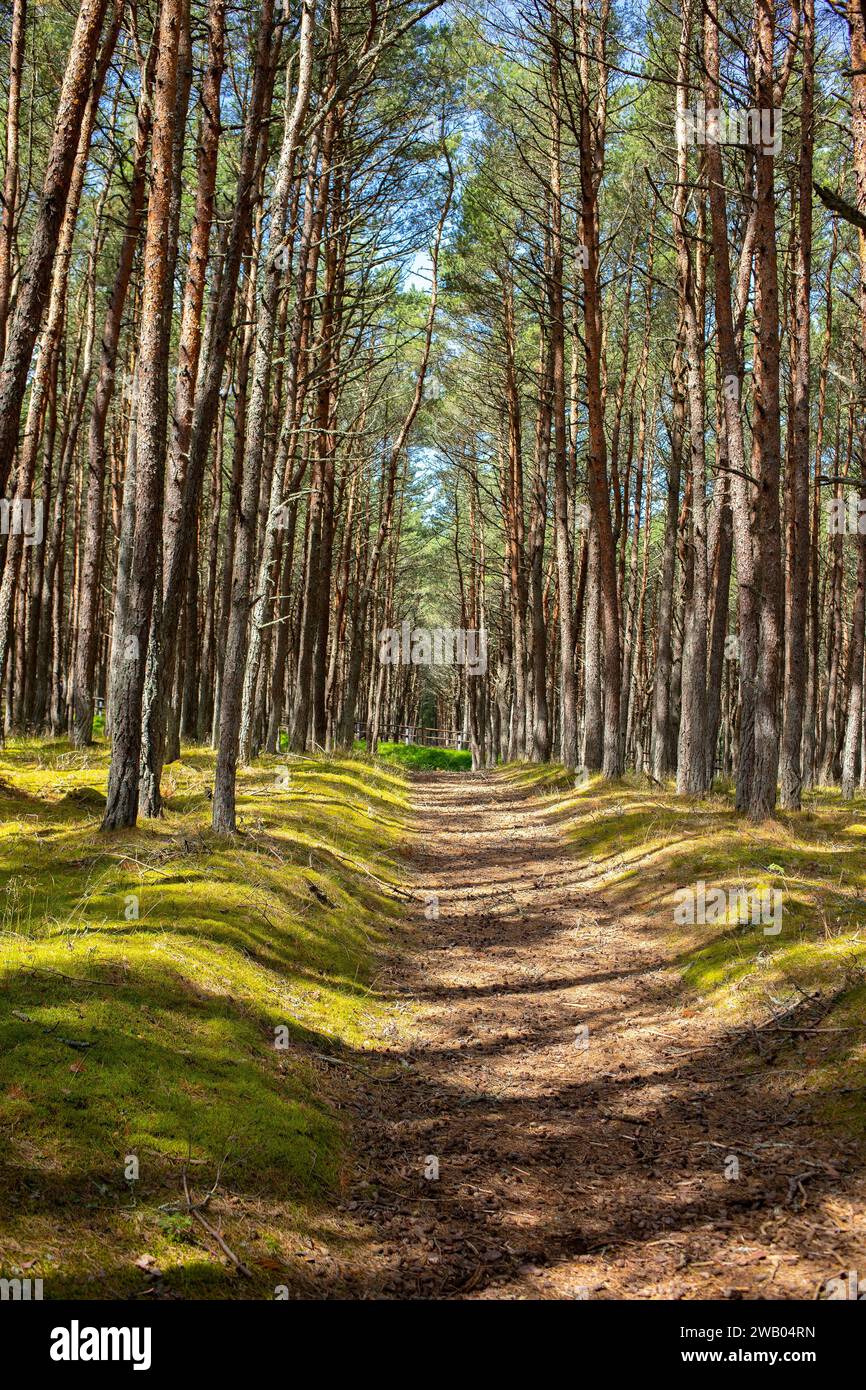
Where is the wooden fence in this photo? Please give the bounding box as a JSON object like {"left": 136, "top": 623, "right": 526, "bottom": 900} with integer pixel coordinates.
{"left": 354, "top": 723, "right": 467, "bottom": 750}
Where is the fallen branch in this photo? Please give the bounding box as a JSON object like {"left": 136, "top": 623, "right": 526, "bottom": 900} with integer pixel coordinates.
{"left": 12, "top": 1008, "right": 90, "bottom": 1048}
{"left": 24, "top": 965, "right": 118, "bottom": 989}
{"left": 182, "top": 1170, "right": 252, "bottom": 1279}
{"left": 313, "top": 1051, "right": 403, "bottom": 1083}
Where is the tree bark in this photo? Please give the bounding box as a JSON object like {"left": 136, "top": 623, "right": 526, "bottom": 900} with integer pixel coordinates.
{"left": 0, "top": 0, "right": 111, "bottom": 496}
{"left": 780, "top": 0, "right": 814, "bottom": 808}
{"left": 102, "top": 0, "right": 182, "bottom": 830}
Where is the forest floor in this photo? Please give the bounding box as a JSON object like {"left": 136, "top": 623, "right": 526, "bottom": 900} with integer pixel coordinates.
{"left": 0, "top": 741, "right": 409, "bottom": 1298}
{"left": 2, "top": 746, "right": 866, "bottom": 1299}
{"left": 329, "top": 768, "right": 866, "bottom": 1299}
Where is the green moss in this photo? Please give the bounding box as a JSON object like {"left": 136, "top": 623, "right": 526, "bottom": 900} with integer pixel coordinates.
{"left": 0, "top": 740, "right": 409, "bottom": 1298}
{"left": 503, "top": 765, "right": 866, "bottom": 1139}
{"left": 358, "top": 740, "right": 472, "bottom": 771}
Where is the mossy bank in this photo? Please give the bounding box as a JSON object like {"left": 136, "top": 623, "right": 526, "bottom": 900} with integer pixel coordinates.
{"left": 504, "top": 765, "right": 866, "bottom": 1140}
{"left": 0, "top": 741, "right": 409, "bottom": 1298}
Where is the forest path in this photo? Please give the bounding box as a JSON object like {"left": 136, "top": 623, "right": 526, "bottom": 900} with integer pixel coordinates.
{"left": 333, "top": 771, "right": 862, "bottom": 1299}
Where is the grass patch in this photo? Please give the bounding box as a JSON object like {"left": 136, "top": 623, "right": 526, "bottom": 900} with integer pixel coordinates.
{"left": 502, "top": 765, "right": 866, "bottom": 1138}
{"left": 0, "top": 739, "right": 409, "bottom": 1298}
{"left": 358, "top": 740, "right": 472, "bottom": 771}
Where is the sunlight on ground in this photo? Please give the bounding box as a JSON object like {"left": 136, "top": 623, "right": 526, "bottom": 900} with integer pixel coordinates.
{"left": 504, "top": 765, "right": 866, "bottom": 1138}
{"left": 361, "top": 740, "right": 473, "bottom": 771}
{"left": 0, "top": 740, "right": 408, "bottom": 1298}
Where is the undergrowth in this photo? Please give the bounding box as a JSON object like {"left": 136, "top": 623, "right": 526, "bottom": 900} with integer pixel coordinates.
{"left": 504, "top": 764, "right": 866, "bottom": 1138}
{"left": 357, "top": 740, "right": 472, "bottom": 771}
{"left": 0, "top": 739, "right": 408, "bottom": 1298}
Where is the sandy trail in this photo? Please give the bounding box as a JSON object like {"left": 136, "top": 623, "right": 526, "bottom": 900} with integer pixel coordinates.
{"left": 331, "top": 770, "right": 863, "bottom": 1299}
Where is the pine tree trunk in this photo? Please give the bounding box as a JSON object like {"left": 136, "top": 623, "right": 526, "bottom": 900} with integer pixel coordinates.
{"left": 102, "top": 0, "right": 182, "bottom": 830}
{"left": 0, "top": 0, "right": 111, "bottom": 496}
{"left": 780, "top": 0, "right": 814, "bottom": 808}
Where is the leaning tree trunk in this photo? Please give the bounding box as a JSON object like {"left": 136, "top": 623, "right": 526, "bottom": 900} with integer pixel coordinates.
{"left": 0, "top": 7, "right": 121, "bottom": 719}
{"left": 0, "top": 0, "right": 26, "bottom": 359}
{"left": 0, "top": 0, "right": 111, "bottom": 496}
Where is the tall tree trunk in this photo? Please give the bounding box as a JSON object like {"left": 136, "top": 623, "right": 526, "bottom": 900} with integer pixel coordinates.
{"left": 0, "top": 5, "right": 121, "bottom": 715}
{"left": 842, "top": 0, "right": 866, "bottom": 798}
{"left": 747, "top": 0, "right": 786, "bottom": 819}
{"left": 704, "top": 0, "right": 759, "bottom": 811}
{"left": 651, "top": 337, "right": 683, "bottom": 779}
{"left": 0, "top": 0, "right": 26, "bottom": 358}
{"left": 528, "top": 328, "right": 551, "bottom": 761}
{"left": 549, "top": 20, "right": 577, "bottom": 769}
{"left": 674, "top": 0, "right": 709, "bottom": 795}
{"left": 142, "top": 0, "right": 275, "bottom": 815}
{"left": 102, "top": 0, "right": 182, "bottom": 830}
{"left": 573, "top": 0, "right": 620, "bottom": 775}
{"left": 780, "top": 0, "right": 814, "bottom": 808}
{"left": 0, "top": 0, "right": 111, "bottom": 495}
{"left": 72, "top": 39, "right": 156, "bottom": 746}
{"left": 235, "top": 0, "right": 316, "bottom": 768}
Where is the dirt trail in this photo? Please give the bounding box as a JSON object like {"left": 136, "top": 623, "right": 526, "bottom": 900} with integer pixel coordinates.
{"left": 333, "top": 771, "right": 864, "bottom": 1299}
